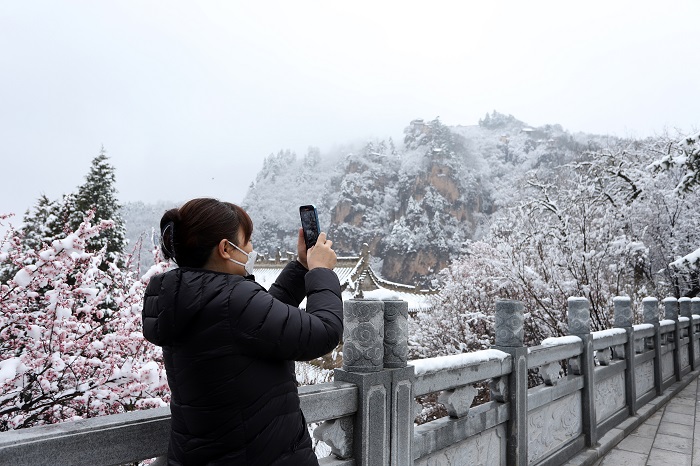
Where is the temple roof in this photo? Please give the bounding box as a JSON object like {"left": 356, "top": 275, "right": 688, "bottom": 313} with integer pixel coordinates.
{"left": 254, "top": 244, "right": 436, "bottom": 311}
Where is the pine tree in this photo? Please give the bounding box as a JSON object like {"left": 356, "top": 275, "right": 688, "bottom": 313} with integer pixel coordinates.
{"left": 21, "top": 194, "right": 58, "bottom": 252}
{"left": 68, "top": 147, "right": 126, "bottom": 261}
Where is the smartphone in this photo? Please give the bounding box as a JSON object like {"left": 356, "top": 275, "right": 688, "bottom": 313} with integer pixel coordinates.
{"left": 299, "top": 205, "right": 321, "bottom": 250}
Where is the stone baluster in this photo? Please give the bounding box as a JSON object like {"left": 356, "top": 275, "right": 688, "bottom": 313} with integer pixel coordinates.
{"left": 383, "top": 300, "right": 408, "bottom": 369}
{"left": 568, "top": 297, "right": 597, "bottom": 447}
{"left": 328, "top": 298, "right": 413, "bottom": 466}
{"left": 663, "top": 297, "right": 681, "bottom": 381}
{"left": 693, "top": 297, "right": 700, "bottom": 319}
{"left": 693, "top": 298, "right": 700, "bottom": 359}
{"left": 613, "top": 296, "right": 636, "bottom": 415}
{"left": 383, "top": 300, "right": 413, "bottom": 466}
{"left": 491, "top": 300, "right": 527, "bottom": 466}
{"left": 332, "top": 299, "right": 389, "bottom": 465}
{"left": 643, "top": 298, "right": 663, "bottom": 396}
{"left": 680, "top": 297, "right": 695, "bottom": 371}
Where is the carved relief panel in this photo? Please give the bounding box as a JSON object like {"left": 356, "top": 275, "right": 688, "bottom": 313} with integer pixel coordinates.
{"left": 595, "top": 372, "right": 625, "bottom": 423}
{"left": 635, "top": 360, "right": 654, "bottom": 397}
{"left": 528, "top": 392, "right": 582, "bottom": 464}
{"left": 414, "top": 425, "right": 506, "bottom": 466}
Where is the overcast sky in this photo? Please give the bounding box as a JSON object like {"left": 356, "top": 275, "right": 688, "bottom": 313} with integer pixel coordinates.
{"left": 1, "top": 1, "right": 698, "bottom": 220}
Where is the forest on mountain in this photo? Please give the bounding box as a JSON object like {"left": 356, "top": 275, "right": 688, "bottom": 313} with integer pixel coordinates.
{"left": 242, "top": 114, "right": 698, "bottom": 289}
{"left": 240, "top": 113, "right": 700, "bottom": 354}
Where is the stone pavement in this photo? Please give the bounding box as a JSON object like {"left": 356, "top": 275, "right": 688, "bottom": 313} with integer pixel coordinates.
{"left": 594, "top": 377, "right": 700, "bottom": 466}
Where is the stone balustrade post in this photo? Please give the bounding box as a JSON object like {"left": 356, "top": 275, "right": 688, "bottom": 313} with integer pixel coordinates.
{"left": 692, "top": 297, "right": 700, "bottom": 318}
{"left": 613, "top": 296, "right": 636, "bottom": 415}
{"left": 680, "top": 297, "right": 695, "bottom": 370}
{"left": 643, "top": 298, "right": 663, "bottom": 396}
{"left": 491, "top": 300, "right": 527, "bottom": 466}
{"left": 693, "top": 298, "right": 700, "bottom": 368}
{"left": 330, "top": 298, "right": 413, "bottom": 466}
{"left": 568, "top": 297, "right": 597, "bottom": 447}
{"left": 383, "top": 300, "right": 413, "bottom": 466}
{"left": 663, "top": 297, "right": 681, "bottom": 381}
{"left": 333, "top": 299, "right": 390, "bottom": 466}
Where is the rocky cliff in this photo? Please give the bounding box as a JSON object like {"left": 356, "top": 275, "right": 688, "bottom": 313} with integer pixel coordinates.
{"left": 241, "top": 113, "right": 610, "bottom": 285}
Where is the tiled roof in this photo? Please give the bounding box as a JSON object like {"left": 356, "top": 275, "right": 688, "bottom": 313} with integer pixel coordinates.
{"left": 251, "top": 244, "right": 436, "bottom": 312}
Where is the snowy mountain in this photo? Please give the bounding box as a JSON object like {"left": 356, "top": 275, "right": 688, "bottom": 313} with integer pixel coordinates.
{"left": 119, "top": 113, "right": 621, "bottom": 285}
{"left": 241, "top": 113, "right": 620, "bottom": 285}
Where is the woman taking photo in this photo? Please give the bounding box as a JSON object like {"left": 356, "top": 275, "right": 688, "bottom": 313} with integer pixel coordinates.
{"left": 142, "top": 198, "right": 343, "bottom": 465}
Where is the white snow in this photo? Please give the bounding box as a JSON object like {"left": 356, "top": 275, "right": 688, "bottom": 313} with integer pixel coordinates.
{"left": 540, "top": 335, "right": 582, "bottom": 346}
{"left": 410, "top": 349, "right": 509, "bottom": 376}
{"left": 12, "top": 266, "right": 35, "bottom": 287}
{"left": 679, "top": 316, "right": 689, "bottom": 322}
{"left": 27, "top": 325, "right": 42, "bottom": 340}
{"left": 363, "top": 289, "right": 402, "bottom": 301}
{"left": 0, "top": 358, "right": 22, "bottom": 383}
{"left": 139, "top": 361, "right": 162, "bottom": 389}
{"left": 56, "top": 307, "right": 72, "bottom": 320}
{"left": 660, "top": 319, "right": 676, "bottom": 326}
{"left": 633, "top": 323, "right": 654, "bottom": 331}
{"left": 592, "top": 328, "right": 627, "bottom": 340}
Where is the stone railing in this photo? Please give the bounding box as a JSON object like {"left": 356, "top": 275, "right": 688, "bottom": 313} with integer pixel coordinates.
{"left": 1, "top": 296, "right": 699, "bottom": 465}
{"left": 0, "top": 381, "right": 358, "bottom": 466}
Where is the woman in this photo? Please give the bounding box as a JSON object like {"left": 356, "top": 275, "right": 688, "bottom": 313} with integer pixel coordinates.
{"left": 142, "top": 198, "right": 343, "bottom": 465}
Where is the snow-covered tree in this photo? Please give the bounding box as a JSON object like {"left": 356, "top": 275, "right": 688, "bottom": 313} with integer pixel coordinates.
{"left": 409, "top": 241, "right": 510, "bottom": 358}
{"left": 428, "top": 134, "right": 699, "bottom": 347}
{"left": 0, "top": 212, "right": 170, "bottom": 431}
{"left": 650, "top": 130, "right": 700, "bottom": 193}
{"left": 68, "top": 148, "right": 126, "bottom": 261}
{"left": 20, "top": 149, "right": 126, "bottom": 265}
{"left": 21, "top": 195, "right": 59, "bottom": 254}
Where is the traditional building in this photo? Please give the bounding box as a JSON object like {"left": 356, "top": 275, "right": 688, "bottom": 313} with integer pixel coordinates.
{"left": 253, "top": 243, "right": 437, "bottom": 313}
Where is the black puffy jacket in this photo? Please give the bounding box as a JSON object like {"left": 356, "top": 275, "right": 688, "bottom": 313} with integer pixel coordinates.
{"left": 142, "top": 260, "right": 343, "bottom": 465}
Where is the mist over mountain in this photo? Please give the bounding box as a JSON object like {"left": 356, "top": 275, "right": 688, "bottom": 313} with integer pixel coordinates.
{"left": 241, "top": 112, "right": 621, "bottom": 285}
{"left": 120, "top": 112, "right": 622, "bottom": 284}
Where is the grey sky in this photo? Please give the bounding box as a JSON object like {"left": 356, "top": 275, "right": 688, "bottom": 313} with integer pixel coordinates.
{"left": 1, "top": 1, "right": 698, "bottom": 220}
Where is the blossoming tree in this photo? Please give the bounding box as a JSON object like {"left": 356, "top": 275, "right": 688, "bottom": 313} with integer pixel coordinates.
{"left": 0, "top": 212, "right": 169, "bottom": 431}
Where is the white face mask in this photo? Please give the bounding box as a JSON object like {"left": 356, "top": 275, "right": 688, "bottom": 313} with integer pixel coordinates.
{"left": 227, "top": 241, "right": 257, "bottom": 276}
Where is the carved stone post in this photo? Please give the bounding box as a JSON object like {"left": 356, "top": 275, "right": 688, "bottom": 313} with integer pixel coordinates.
{"left": 693, "top": 298, "right": 700, "bottom": 367}
{"left": 613, "top": 296, "right": 636, "bottom": 414}
{"left": 680, "top": 297, "right": 695, "bottom": 371}
{"left": 692, "top": 297, "right": 700, "bottom": 317}
{"left": 342, "top": 299, "right": 385, "bottom": 373}
{"left": 643, "top": 298, "right": 662, "bottom": 396}
{"left": 335, "top": 299, "right": 390, "bottom": 466}
{"left": 383, "top": 300, "right": 413, "bottom": 466}
{"left": 568, "top": 297, "right": 597, "bottom": 447}
{"left": 383, "top": 300, "right": 409, "bottom": 369}
{"left": 491, "top": 300, "right": 527, "bottom": 466}
{"left": 663, "top": 297, "right": 681, "bottom": 381}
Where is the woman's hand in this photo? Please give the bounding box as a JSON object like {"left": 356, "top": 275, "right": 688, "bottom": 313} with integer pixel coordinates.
{"left": 296, "top": 228, "right": 309, "bottom": 269}
{"left": 307, "top": 232, "right": 337, "bottom": 270}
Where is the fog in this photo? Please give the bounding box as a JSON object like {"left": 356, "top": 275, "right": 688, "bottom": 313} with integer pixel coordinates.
{"left": 1, "top": 1, "right": 697, "bottom": 219}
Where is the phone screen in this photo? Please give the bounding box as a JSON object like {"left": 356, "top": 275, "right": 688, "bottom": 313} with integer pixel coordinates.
{"left": 299, "top": 205, "right": 320, "bottom": 250}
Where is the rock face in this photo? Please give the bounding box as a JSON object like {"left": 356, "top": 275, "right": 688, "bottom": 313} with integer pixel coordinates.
{"left": 242, "top": 114, "right": 600, "bottom": 284}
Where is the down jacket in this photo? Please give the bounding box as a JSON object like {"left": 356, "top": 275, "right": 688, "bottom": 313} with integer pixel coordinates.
{"left": 142, "top": 260, "right": 343, "bottom": 465}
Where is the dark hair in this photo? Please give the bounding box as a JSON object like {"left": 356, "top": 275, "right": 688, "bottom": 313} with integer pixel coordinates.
{"left": 159, "top": 198, "right": 253, "bottom": 268}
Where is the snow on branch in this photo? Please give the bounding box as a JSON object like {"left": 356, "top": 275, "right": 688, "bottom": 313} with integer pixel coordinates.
{"left": 0, "top": 213, "right": 170, "bottom": 431}
{"left": 649, "top": 130, "right": 700, "bottom": 193}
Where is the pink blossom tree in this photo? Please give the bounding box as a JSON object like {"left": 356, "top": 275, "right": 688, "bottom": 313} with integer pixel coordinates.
{"left": 0, "top": 212, "right": 170, "bottom": 431}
